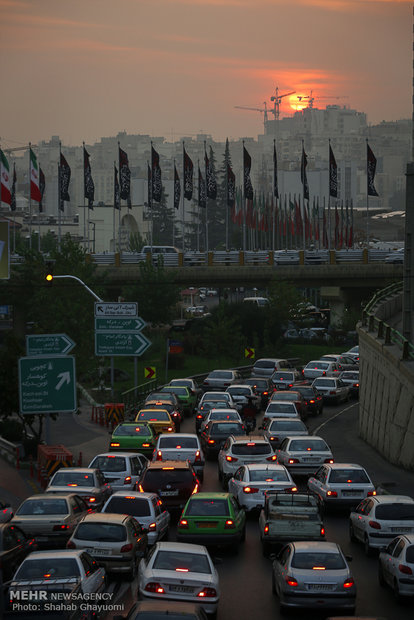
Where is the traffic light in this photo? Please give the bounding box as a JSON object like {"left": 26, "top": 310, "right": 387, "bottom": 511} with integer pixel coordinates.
{"left": 45, "top": 260, "right": 55, "bottom": 285}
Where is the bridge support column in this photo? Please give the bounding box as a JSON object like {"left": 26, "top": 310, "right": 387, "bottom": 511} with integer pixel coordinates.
{"left": 320, "top": 286, "right": 345, "bottom": 328}
{"left": 114, "top": 252, "right": 120, "bottom": 267}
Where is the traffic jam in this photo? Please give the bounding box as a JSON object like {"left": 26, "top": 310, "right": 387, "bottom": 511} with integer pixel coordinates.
{"left": 2, "top": 346, "right": 414, "bottom": 619}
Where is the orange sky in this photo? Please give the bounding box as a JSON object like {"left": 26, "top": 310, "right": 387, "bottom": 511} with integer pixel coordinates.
{"left": 0, "top": 0, "right": 411, "bottom": 147}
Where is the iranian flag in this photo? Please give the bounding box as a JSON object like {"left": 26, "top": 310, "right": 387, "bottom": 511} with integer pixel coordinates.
{"left": 0, "top": 149, "right": 11, "bottom": 205}
{"left": 30, "top": 149, "right": 41, "bottom": 202}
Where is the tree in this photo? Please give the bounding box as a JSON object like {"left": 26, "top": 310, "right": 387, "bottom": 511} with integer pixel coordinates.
{"left": 206, "top": 145, "right": 225, "bottom": 249}
{"left": 217, "top": 138, "right": 235, "bottom": 249}
{"left": 151, "top": 186, "right": 178, "bottom": 246}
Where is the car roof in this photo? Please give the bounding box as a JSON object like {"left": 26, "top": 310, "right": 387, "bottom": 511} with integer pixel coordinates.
{"left": 268, "top": 417, "right": 305, "bottom": 423}
{"left": 109, "top": 491, "right": 157, "bottom": 500}
{"left": 146, "top": 460, "right": 193, "bottom": 469}
{"left": 226, "top": 384, "right": 252, "bottom": 389}
{"left": 90, "top": 452, "right": 140, "bottom": 459}
{"left": 155, "top": 541, "right": 209, "bottom": 554}
{"left": 157, "top": 433, "right": 198, "bottom": 439}
{"left": 324, "top": 463, "right": 366, "bottom": 470}
{"left": 188, "top": 492, "right": 230, "bottom": 500}
{"left": 207, "top": 408, "right": 239, "bottom": 415}
{"left": 244, "top": 463, "right": 287, "bottom": 470}
{"left": 286, "top": 435, "right": 325, "bottom": 442}
{"left": 291, "top": 541, "right": 340, "bottom": 552}
{"left": 21, "top": 549, "right": 84, "bottom": 559}
{"left": 52, "top": 467, "right": 96, "bottom": 474}
{"left": 230, "top": 434, "right": 270, "bottom": 443}
{"left": 79, "top": 512, "right": 129, "bottom": 524}
{"left": 372, "top": 495, "right": 414, "bottom": 503}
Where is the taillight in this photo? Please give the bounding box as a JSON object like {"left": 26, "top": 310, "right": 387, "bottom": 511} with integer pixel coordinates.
{"left": 192, "top": 483, "right": 199, "bottom": 495}
{"left": 178, "top": 519, "right": 189, "bottom": 529}
{"left": 288, "top": 458, "right": 299, "bottom": 464}
{"left": 195, "top": 450, "right": 201, "bottom": 462}
{"left": 226, "top": 455, "right": 238, "bottom": 462}
{"left": 309, "top": 399, "right": 315, "bottom": 404}
{"left": 243, "top": 486, "right": 259, "bottom": 494}
{"left": 167, "top": 427, "right": 173, "bottom": 432}
{"left": 321, "top": 527, "right": 325, "bottom": 536}
{"left": 88, "top": 497, "right": 96, "bottom": 503}
{"left": 145, "top": 582, "right": 165, "bottom": 593}
{"left": 343, "top": 578, "right": 354, "bottom": 589}
{"left": 329, "top": 390, "right": 336, "bottom": 395}
{"left": 197, "top": 587, "right": 217, "bottom": 598}
{"left": 66, "top": 540, "right": 76, "bottom": 548}
{"left": 263, "top": 523, "right": 270, "bottom": 535}
{"left": 120, "top": 543, "right": 133, "bottom": 552}
{"left": 368, "top": 520, "right": 381, "bottom": 530}
{"left": 322, "top": 371, "right": 326, "bottom": 376}
{"left": 269, "top": 437, "right": 277, "bottom": 442}
{"left": 266, "top": 455, "right": 277, "bottom": 462}
{"left": 53, "top": 524, "right": 69, "bottom": 531}
{"left": 123, "top": 476, "right": 131, "bottom": 485}
{"left": 148, "top": 522, "right": 157, "bottom": 531}
{"left": 324, "top": 458, "right": 334, "bottom": 463}
{"left": 156, "top": 450, "right": 163, "bottom": 461}
{"left": 285, "top": 576, "right": 298, "bottom": 587}
{"left": 399, "top": 564, "right": 413, "bottom": 575}
{"left": 326, "top": 490, "right": 337, "bottom": 497}
{"left": 138, "top": 484, "right": 144, "bottom": 492}
{"left": 224, "top": 519, "right": 235, "bottom": 529}
{"left": 196, "top": 414, "right": 203, "bottom": 419}
{"left": 286, "top": 486, "right": 297, "bottom": 493}
{"left": 110, "top": 442, "right": 120, "bottom": 447}
{"left": 208, "top": 439, "right": 215, "bottom": 444}
{"left": 142, "top": 443, "right": 151, "bottom": 448}
{"left": 367, "top": 491, "right": 377, "bottom": 496}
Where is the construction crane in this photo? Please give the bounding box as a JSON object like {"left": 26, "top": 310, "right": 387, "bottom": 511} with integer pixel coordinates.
{"left": 295, "top": 91, "right": 348, "bottom": 109}
{"left": 234, "top": 102, "right": 269, "bottom": 130}
{"left": 270, "top": 87, "right": 296, "bottom": 120}
{"left": 1, "top": 145, "right": 37, "bottom": 154}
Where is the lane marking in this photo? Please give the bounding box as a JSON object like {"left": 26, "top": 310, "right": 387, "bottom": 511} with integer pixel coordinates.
{"left": 313, "top": 401, "right": 358, "bottom": 435}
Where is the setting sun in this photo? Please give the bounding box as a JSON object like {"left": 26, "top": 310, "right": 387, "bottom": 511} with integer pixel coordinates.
{"left": 289, "top": 93, "right": 309, "bottom": 111}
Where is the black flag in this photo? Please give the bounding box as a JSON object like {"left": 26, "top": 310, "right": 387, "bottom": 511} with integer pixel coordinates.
{"left": 367, "top": 143, "right": 379, "bottom": 197}
{"left": 329, "top": 144, "right": 337, "bottom": 198}
{"left": 174, "top": 165, "right": 181, "bottom": 210}
{"left": 151, "top": 145, "right": 162, "bottom": 202}
{"left": 273, "top": 141, "right": 279, "bottom": 199}
{"left": 243, "top": 146, "right": 253, "bottom": 200}
{"left": 114, "top": 165, "right": 120, "bottom": 210}
{"left": 183, "top": 147, "right": 193, "bottom": 200}
{"left": 205, "top": 148, "right": 217, "bottom": 200}
{"left": 59, "top": 152, "right": 71, "bottom": 211}
{"left": 39, "top": 167, "right": 45, "bottom": 213}
{"left": 227, "top": 163, "right": 235, "bottom": 208}
{"left": 10, "top": 163, "right": 16, "bottom": 212}
{"left": 84, "top": 147, "right": 95, "bottom": 209}
{"left": 119, "top": 147, "right": 131, "bottom": 207}
{"left": 198, "top": 166, "right": 206, "bottom": 208}
{"left": 301, "top": 143, "right": 309, "bottom": 200}
{"left": 147, "top": 164, "right": 152, "bottom": 209}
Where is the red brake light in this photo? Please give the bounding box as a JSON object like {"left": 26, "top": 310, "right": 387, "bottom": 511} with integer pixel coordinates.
{"left": 367, "top": 490, "right": 377, "bottom": 496}
{"left": 178, "top": 519, "right": 189, "bottom": 529}
{"left": 324, "top": 458, "right": 334, "bottom": 463}
{"left": 195, "top": 450, "right": 201, "bottom": 462}
{"left": 399, "top": 564, "right": 413, "bottom": 575}
{"left": 266, "top": 455, "right": 277, "bottom": 462}
{"left": 145, "top": 582, "right": 165, "bottom": 593}
{"left": 208, "top": 439, "right": 215, "bottom": 444}
{"left": 120, "top": 543, "right": 133, "bottom": 552}
{"left": 243, "top": 486, "right": 259, "bottom": 494}
{"left": 156, "top": 450, "right": 163, "bottom": 461}
{"left": 263, "top": 523, "right": 270, "bottom": 535}
{"left": 326, "top": 490, "right": 337, "bottom": 497}
{"left": 197, "top": 587, "right": 217, "bottom": 598}
{"left": 286, "top": 576, "right": 298, "bottom": 587}
{"left": 288, "top": 458, "right": 299, "bottom": 464}
{"left": 192, "top": 483, "right": 199, "bottom": 495}
{"left": 321, "top": 527, "right": 325, "bottom": 536}
{"left": 343, "top": 578, "right": 354, "bottom": 589}
{"left": 226, "top": 455, "right": 238, "bottom": 462}
{"left": 88, "top": 497, "right": 96, "bottom": 503}
{"left": 369, "top": 520, "right": 381, "bottom": 530}
{"left": 224, "top": 519, "right": 235, "bottom": 529}
{"left": 148, "top": 522, "right": 157, "bottom": 530}
{"left": 138, "top": 484, "right": 144, "bottom": 492}
{"left": 53, "top": 524, "right": 69, "bottom": 531}
{"left": 123, "top": 476, "right": 131, "bottom": 484}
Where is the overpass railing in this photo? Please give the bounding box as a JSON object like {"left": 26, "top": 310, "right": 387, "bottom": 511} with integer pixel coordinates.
{"left": 361, "top": 281, "right": 414, "bottom": 360}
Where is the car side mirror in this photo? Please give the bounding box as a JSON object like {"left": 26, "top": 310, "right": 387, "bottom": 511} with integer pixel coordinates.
{"left": 345, "top": 555, "right": 353, "bottom": 562}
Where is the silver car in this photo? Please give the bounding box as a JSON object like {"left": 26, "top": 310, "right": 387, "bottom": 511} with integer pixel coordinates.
{"left": 307, "top": 463, "right": 376, "bottom": 511}
{"left": 225, "top": 384, "right": 261, "bottom": 411}
{"left": 46, "top": 467, "right": 112, "bottom": 510}
{"left": 378, "top": 534, "right": 414, "bottom": 599}
{"left": 271, "top": 541, "right": 356, "bottom": 613}
{"left": 275, "top": 436, "right": 334, "bottom": 476}
{"left": 202, "top": 369, "right": 243, "bottom": 392}
{"left": 302, "top": 360, "right": 340, "bottom": 380}
{"left": 311, "top": 377, "right": 350, "bottom": 404}
{"left": 153, "top": 433, "right": 205, "bottom": 481}
{"left": 227, "top": 464, "right": 297, "bottom": 511}
{"left": 88, "top": 452, "right": 148, "bottom": 492}
{"left": 261, "top": 417, "right": 309, "bottom": 450}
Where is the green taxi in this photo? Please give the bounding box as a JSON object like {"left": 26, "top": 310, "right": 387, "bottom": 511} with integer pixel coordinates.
{"left": 177, "top": 492, "right": 246, "bottom": 548}
{"left": 109, "top": 422, "right": 156, "bottom": 457}
{"left": 160, "top": 385, "right": 197, "bottom": 416}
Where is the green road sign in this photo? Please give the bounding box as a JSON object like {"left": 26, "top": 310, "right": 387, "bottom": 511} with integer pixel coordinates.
{"left": 26, "top": 334, "right": 76, "bottom": 356}
{"left": 19, "top": 356, "right": 77, "bottom": 414}
{"left": 95, "top": 317, "right": 147, "bottom": 332}
{"left": 95, "top": 332, "right": 152, "bottom": 357}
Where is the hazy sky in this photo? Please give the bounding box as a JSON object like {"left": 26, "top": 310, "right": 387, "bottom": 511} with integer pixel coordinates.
{"left": 0, "top": 0, "right": 411, "bottom": 148}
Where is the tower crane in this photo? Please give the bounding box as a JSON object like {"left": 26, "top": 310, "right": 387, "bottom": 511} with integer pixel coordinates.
{"left": 270, "top": 87, "right": 296, "bottom": 120}
{"left": 295, "top": 91, "right": 348, "bottom": 109}
{"left": 234, "top": 102, "right": 269, "bottom": 130}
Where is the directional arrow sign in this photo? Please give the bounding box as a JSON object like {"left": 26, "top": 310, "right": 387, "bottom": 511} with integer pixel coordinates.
{"left": 95, "top": 317, "right": 147, "bottom": 332}
{"left": 18, "top": 356, "right": 77, "bottom": 414}
{"left": 26, "top": 334, "right": 76, "bottom": 356}
{"left": 95, "top": 332, "right": 152, "bottom": 357}
{"left": 245, "top": 347, "right": 255, "bottom": 359}
{"left": 94, "top": 302, "right": 138, "bottom": 317}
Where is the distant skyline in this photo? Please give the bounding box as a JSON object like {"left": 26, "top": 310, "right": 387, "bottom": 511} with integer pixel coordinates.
{"left": 0, "top": 0, "right": 412, "bottom": 149}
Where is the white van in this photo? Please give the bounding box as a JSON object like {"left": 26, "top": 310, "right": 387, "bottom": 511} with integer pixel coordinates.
{"left": 243, "top": 297, "right": 269, "bottom": 307}
{"left": 141, "top": 245, "right": 180, "bottom": 255}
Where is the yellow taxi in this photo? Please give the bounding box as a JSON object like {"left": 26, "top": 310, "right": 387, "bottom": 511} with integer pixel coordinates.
{"left": 134, "top": 408, "right": 175, "bottom": 435}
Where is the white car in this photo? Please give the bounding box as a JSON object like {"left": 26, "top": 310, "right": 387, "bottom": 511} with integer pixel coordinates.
{"left": 88, "top": 452, "right": 148, "bottom": 492}
{"left": 307, "top": 463, "right": 376, "bottom": 511}
{"left": 228, "top": 464, "right": 297, "bottom": 511}
{"left": 153, "top": 433, "right": 205, "bottom": 481}
{"left": 302, "top": 360, "right": 341, "bottom": 380}
{"left": 200, "top": 408, "right": 242, "bottom": 433}
{"left": 218, "top": 435, "right": 277, "bottom": 487}
{"left": 311, "top": 377, "right": 350, "bottom": 404}
{"left": 349, "top": 495, "right": 414, "bottom": 556}
{"left": 384, "top": 247, "right": 404, "bottom": 264}
{"left": 101, "top": 491, "right": 170, "bottom": 545}
{"left": 46, "top": 467, "right": 112, "bottom": 511}
{"left": 225, "top": 385, "right": 261, "bottom": 411}
{"left": 263, "top": 401, "right": 300, "bottom": 423}
{"left": 198, "top": 391, "right": 236, "bottom": 409}
{"left": 138, "top": 541, "right": 220, "bottom": 616}
{"left": 275, "top": 436, "right": 334, "bottom": 476}
{"left": 261, "top": 417, "right": 309, "bottom": 450}
{"left": 379, "top": 534, "right": 414, "bottom": 600}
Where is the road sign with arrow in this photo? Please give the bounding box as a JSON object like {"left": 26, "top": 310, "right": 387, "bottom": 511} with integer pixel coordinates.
{"left": 95, "top": 332, "right": 152, "bottom": 357}
{"left": 26, "top": 334, "right": 75, "bottom": 356}
{"left": 18, "top": 356, "right": 77, "bottom": 414}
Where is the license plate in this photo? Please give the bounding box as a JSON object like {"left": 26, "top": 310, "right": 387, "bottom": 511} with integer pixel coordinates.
{"left": 391, "top": 527, "right": 413, "bottom": 532}
{"left": 342, "top": 490, "right": 362, "bottom": 496}
{"left": 35, "top": 536, "right": 49, "bottom": 542}
{"left": 87, "top": 548, "right": 110, "bottom": 555}
{"left": 196, "top": 522, "right": 217, "bottom": 528}
{"left": 169, "top": 585, "right": 194, "bottom": 593}
{"left": 302, "top": 457, "right": 319, "bottom": 462}
{"left": 307, "top": 583, "right": 336, "bottom": 591}
{"left": 160, "top": 490, "right": 179, "bottom": 496}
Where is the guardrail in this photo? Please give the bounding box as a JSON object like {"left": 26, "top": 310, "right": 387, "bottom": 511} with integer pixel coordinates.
{"left": 361, "top": 281, "right": 414, "bottom": 360}
{"left": 0, "top": 436, "right": 22, "bottom": 468}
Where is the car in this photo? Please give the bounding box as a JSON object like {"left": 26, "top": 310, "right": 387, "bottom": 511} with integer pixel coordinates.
{"left": 177, "top": 492, "right": 246, "bottom": 549}
{"left": 202, "top": 369, "right": 243, "bottom": 392}
{"left": 159, "top": 386, "right": 197, "bottom": 416}
{"left": 195, "top": 400, "right": 235, "bottom": 434}
{"left": 228, "top": 464, "right": 297, "bottom": 511}
{"left": 0, "top": 522, "right": 37, "bottom": 582}
{"left": 145, "top": 391, "right": 182, "bottom": 414}
{"left": 88, "top": 452, "right": 148, "bottom": 491}
{"left": 271, "top": 541, "right": 356, "bottom": 613}
{"left": 138, "top": 460, "right": 200, "bottom": 512}
{"left": 124, "top": 600, "right": 210, "bottom": 620}
{"left": 225, "top": 384, "right": 261, "bottom": 411}
{"left": 263, "top": 400, "right": 300, "bottom": 420}
{"left": 138, "top": 541, "right": 220, "bottom": 616}
{"left": 261, "top": 417, "right": 309, "bottom": 449}
{"left": 206, "top": 288, "right": 218, "bottom": 296}
{"left": 320, "top": 354, "right": 359, "bottom": 371}
{"left": 153, "top": 433, "right": 205, "bottom": 481}
{"left": 269, "top": 390, "right": 307, "bottom": 418}
{"left": 302, "top": 360, "right": 341, "bottom": 380}
{"left": 378, "top": 534, "right": 414, "bottom": 600}
{"left": 101, "top": 491, "right": 170, "bottom": 545}
{"left": 349, "top": 495, "right": 414, "bottom": 556}
{"left": 67, "top": 512, "right": 148, "bottom": 579}
{"left": 199, "top": 408, "right": 243, "bottom": 434}
{"left": 338, "top": 370, "right": 360, "bottom": 397}
{"left": 218, "top": 435, "right": 277, "bottom": 487}
{"left": 243, "top": 377, "right": 273, "bottom": 408}
{"left": 311, "top": 377, "right": 350, "bottom": 404}
{"left": 292, "top": 384, "right": 324, "bottom": 415}
{"left": 0, "top": 499, "right": 14, "bottom": 523}
{"left": 384, "top": 247, "right": 404, "bottom": 264}
{"left": 198, "top": 391, "right": 236, "bottom": 408}
{"left": 251, "top": 358, "right": 292, "bottom": 378}
{"left": 10, "top": 548, "right": 106, "bottom": 596}
{"left": 135, "top": 409, "right": 176, "bottom": 435}
{"left": 275, "top": 436, "right": 334, "bottom": 476}
{"left": 144, "top": 399, "right": 183, "bottom": 431}
{"left": 200, "top": 420, "right": 246, "bottom": 460}
{"left": 168, "top": 378, "right": 203, "bottom": 403}
{"left": 343, "top": 345, "right": 359, "bottom": 363}
{"left": 308, "top": 464, "right": 376, "bottom": 512}
{"left": 270, "top": 370, "right": 302, "bottom": 391}
{"left": 109, "top": 422, "right": 157, "bottom": 457}
{"left": 11, "top": 493, "right": 91, "bottom": 548}
{"left": 45, "top": 467, "right": 112, "bottom": 511}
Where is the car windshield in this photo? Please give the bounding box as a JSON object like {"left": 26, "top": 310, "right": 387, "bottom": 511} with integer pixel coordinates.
{"left": 15, "top": 559, "right": 80, "bottom": 580}
{"left": 138, "top": 411, "right": 170, "bottom": 421}
{"left": 375, "top": 503, "right": 414, "bottom": 520}
{"left": 269, "top": 421, "right": 306, "bottom": 432}
{"left": 227, "top": 387, "right": 250, "bottom": 396}
{"left": 255, "top": 361, "right": 275, "bottom": 369}
{"left": 289, "top": 439, "right": 329, "bottom": 452}
{"left": 245, "top": 379, "right": 267, "bottom": 389}
{"left": 232, "top": 443, "right": 271, "bottom": 455}
{"left": 16, "top": 499, "right": 68, "bottom": 515}
{"left": 314, "top": 379, "right": 335, "bottom": 387}
{"left": 272, "top": 372, "right": 294, "bottom": 381}
{"left": 158, "top": 437, "right": 198, "bottom": 449}
{"left": 291, "top": 552, "right": 346, "bottom": 570}
{"left": 90, "top": 456, "right": 126, "bottom": 472}
{"left": 208, "top": 371, "right": 232, "bottom": 379}
{"left": 103, "top": 497, "right": 151, "bottom": 517}
{"left": 74, "top": 522, "right": 127, "bottom": 542}
{"left": 114, "top": 425, "right": 151, "bottom": 436}
{"left": 153, "top": 550, "right": 211, "bottom": 574}
{"left": 329, "top": 469, "right": 370, "bottom": 483}
{"left": 50, "top": 472, "right": 95, "bottom": 487}
{"left": 209, "top": 423, "right": 244, "bottom": 435}
{"left": 266, "top": 403, "right": 297, "bottom": 413}
{"left": 249, "top": 470, "right": 289, "bottom": 482}
{"left": 185, "top": 498, "right": 230, "bottom": 516}
{"left": 295, "top": 387, "right": 314, "bottom": 397}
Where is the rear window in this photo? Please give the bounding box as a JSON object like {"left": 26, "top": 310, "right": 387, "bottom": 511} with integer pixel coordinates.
{"left": 50, "top": 472, "right": 95, "bottom": 487}
{"left": 138, "top": 411, "right": 170, "bottom": 421}
{"left": 16, "top": 499, "right": 69, "bottom": 516}
{"left": 272, "top": 372, "right": 294, "bottom": 381}
{"left": 289, "top": 439, "right": 329, "bottom": 451}
{"left": 249, "top": 469, "right": 289, "bottom": 482}
{"left": 269, "top": 420, "right": 306, "bottom": 432}
{"left": 232, "top": 443, "right": 271, "bottom": 455}
{"left": 272, "top": 393, "right": 299, "bottom": 401}
{"left": 158, "top": 437, "right": 198, "bottom": 449}
{"left": 15, "top": 558, "right": 80, "bottom": 580}
{"left": 227, "top": 387, "right": 251, "bottom": 396}
{"left": 185, "top": 498, "right": 230, "bottom": 516}
{"left": 210, "top": 423, "right": 244, "bottom": 435}
{"left": 75, "top": 522, "right": 127, "bottom": 542}
{"left": 170, "top": 380, "right": 191, "bottom": 387}
{"left": 342, "top": 372, "right": 359, "bottom": 380}
{"left": 254, "top": 361, "right": 275, "bottom": 369}
{"left": 114, "top": 424, "right": 151, "bottom": 436}
{"left": 143, "top": 470, "right": 194, "bottom": 486}
{"left": 406, "top": 546, "right": 414, "bottom": 563}
{"left": 210, "top": 411, "right": 238, "bottom": 421}
{"left": 375, "top": 503, "right": 414, "bottom": 520}
{"left": 266, "top": 403, "right": 297, "bottom": 414}
{"left": 208, "top": 371, "right": 233, "bottom": 379}
{"left": 90, "top": 456, "right": 126, "bottom": 472}
{"left": 162, "top": 387, "right": 188, "bottom": 397}
{"left": 306, "top": 362, "right": 329, "bottom": 370}
{"left": 329, "top": 469, "right": 370, "bottom": 484}
{"left": 291, "top": 552, "right": 346, "bottom": 570}
{"left": 153, "top": 550, "right": 211, "bottom": 574}
{"left": 314, "top": 379, "right": 335, "bottom": 387}
{"left": 103, "top": 496, "right": 151, "bottom": 517}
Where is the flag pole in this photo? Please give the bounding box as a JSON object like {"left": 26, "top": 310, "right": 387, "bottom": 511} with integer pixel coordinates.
{"left": 83, "top": 142, "right": 88, "bottom": 251}
{"left": 225, "top": 160, "right": 229, "bottom": 251}
{"left": 28, "top": 142, "right": 32, "bottom": 250}
{"left": 182, "top": 143, "right": 185, "bottom": 253}
{"left": 37, "top": 159, "right": 41, "bottom": 252}
{"left": 113, "top": 162, "right": 116, "bottom": 252}
{"left": 58, "top": 142, "right": 62, "bottom": 251}
{"left": 118, "top": 142, "right": 122, "bottom": 252}
{"left": 204, "top": 141, "right": 209, "bottom": 253}
{"left": 197, "top": 160, "right": 200, "bottom": 252}
{"left": 366, "top": 138, "right": 369, "bottom": 247}
{"left": 242, "top": 141, "right": 246, "bottom": 252}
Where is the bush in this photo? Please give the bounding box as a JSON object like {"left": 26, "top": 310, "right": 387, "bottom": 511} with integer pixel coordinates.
{"left": 0, "top": 419, "right": 24, "bottom": 442}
